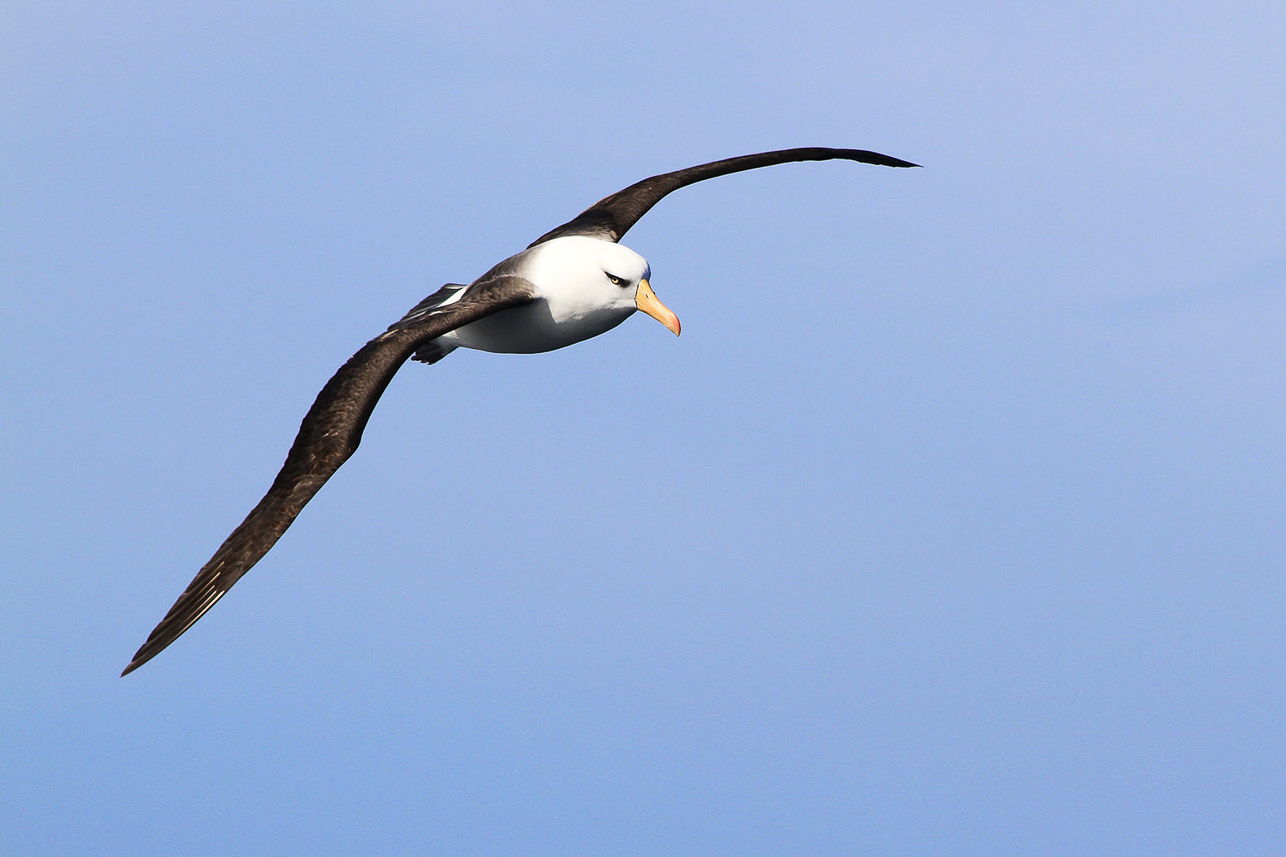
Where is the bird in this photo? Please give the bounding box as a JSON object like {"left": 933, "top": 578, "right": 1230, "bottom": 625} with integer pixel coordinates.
{"left": 121, "top": 146, "right": 919, "bottom": 675}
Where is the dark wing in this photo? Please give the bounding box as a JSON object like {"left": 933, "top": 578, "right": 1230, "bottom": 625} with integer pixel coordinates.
{"left": 122, "top": 276, "right": 536, "bottom": 676}
{"left": 528, "top": 146, "right": 920, "bottom": 247}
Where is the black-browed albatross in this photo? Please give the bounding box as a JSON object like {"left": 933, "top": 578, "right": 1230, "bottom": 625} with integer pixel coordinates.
{"left": 122, "top": 146, "right": 919, "bottom": 675}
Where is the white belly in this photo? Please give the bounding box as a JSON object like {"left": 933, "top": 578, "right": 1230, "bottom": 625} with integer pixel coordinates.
{"left": 443, "top": 300, "right": 636, "bottom": 354}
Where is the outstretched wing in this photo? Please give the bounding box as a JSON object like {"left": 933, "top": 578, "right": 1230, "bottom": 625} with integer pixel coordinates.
{"left": 528, "top": 146, "right": 919, "bottom": 247}
{"left": 122, "top": 276, "right": 536, "bottom": 675}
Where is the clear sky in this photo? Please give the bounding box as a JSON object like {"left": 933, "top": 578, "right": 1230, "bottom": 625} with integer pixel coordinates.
{"left": 5, "top": 2, "right": 1285, "bottom": 854}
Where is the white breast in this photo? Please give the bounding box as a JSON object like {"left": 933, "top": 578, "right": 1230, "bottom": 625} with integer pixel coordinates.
{"left": 444, "top": 299, "right": 635, "bottom": 354}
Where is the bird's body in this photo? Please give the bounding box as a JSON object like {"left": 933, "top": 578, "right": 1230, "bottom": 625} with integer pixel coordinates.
{"left": 428, "top": 236, "right": 655, "bottom": 357}
{"left": 123, "top": 146, "right": 918, "bottom": 675}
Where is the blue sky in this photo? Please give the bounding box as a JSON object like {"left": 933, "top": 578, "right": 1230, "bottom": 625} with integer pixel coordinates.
{"left": 5, "top": 2, "right": 1285, "bottom": 854}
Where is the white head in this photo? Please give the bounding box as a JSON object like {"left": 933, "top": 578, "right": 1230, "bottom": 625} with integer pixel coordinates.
{"left": 523, "top": 236, "right": 681, "bottom": 336}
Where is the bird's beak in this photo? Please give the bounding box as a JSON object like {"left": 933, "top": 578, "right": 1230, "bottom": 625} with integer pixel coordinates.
{"left": 635, "top": 279, "right": 681, "bottom": 337}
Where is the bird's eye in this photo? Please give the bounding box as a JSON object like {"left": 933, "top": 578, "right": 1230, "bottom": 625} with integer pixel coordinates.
{"left": 606, "top": 274, "right": 627, "bottom": 287}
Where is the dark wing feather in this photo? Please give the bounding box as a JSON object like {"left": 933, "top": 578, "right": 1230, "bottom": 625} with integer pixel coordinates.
{"left": 122, "top": 277, "right": 536, "bottom": 675}
{"left": 528, "top": 146, "right": 919, "bottom": 247}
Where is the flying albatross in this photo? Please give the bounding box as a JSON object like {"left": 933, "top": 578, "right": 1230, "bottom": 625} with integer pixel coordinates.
{"left": 122, "top": 146, "right": 919, "bottom": 675}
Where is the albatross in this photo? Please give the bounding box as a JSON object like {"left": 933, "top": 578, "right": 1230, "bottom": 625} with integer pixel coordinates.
{"left": 122, "top": 146, "right": 919, "bottom": 675}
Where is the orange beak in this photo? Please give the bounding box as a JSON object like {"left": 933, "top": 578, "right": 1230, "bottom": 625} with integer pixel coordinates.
{"left": 634, "top": 279, "right": 681, "bottom": 337}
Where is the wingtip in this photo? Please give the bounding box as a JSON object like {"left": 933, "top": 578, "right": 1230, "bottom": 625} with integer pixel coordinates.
{"left": 835, "top": 148, "right": 920, "bottom": 169}
{"left": 876, "top": 154, "right": 922, "bottom": 169}
{"left": 120, "top": 642, "right": 157, "bottom": 676}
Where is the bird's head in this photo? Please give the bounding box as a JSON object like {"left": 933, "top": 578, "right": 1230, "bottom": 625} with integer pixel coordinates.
{"left": 528, "top": 236, "right": 681, "bottom": 336}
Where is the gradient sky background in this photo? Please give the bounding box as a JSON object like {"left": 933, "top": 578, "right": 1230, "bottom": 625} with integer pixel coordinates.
{"left": 5, "top": 2, "right": 1285, "bottom": 854}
